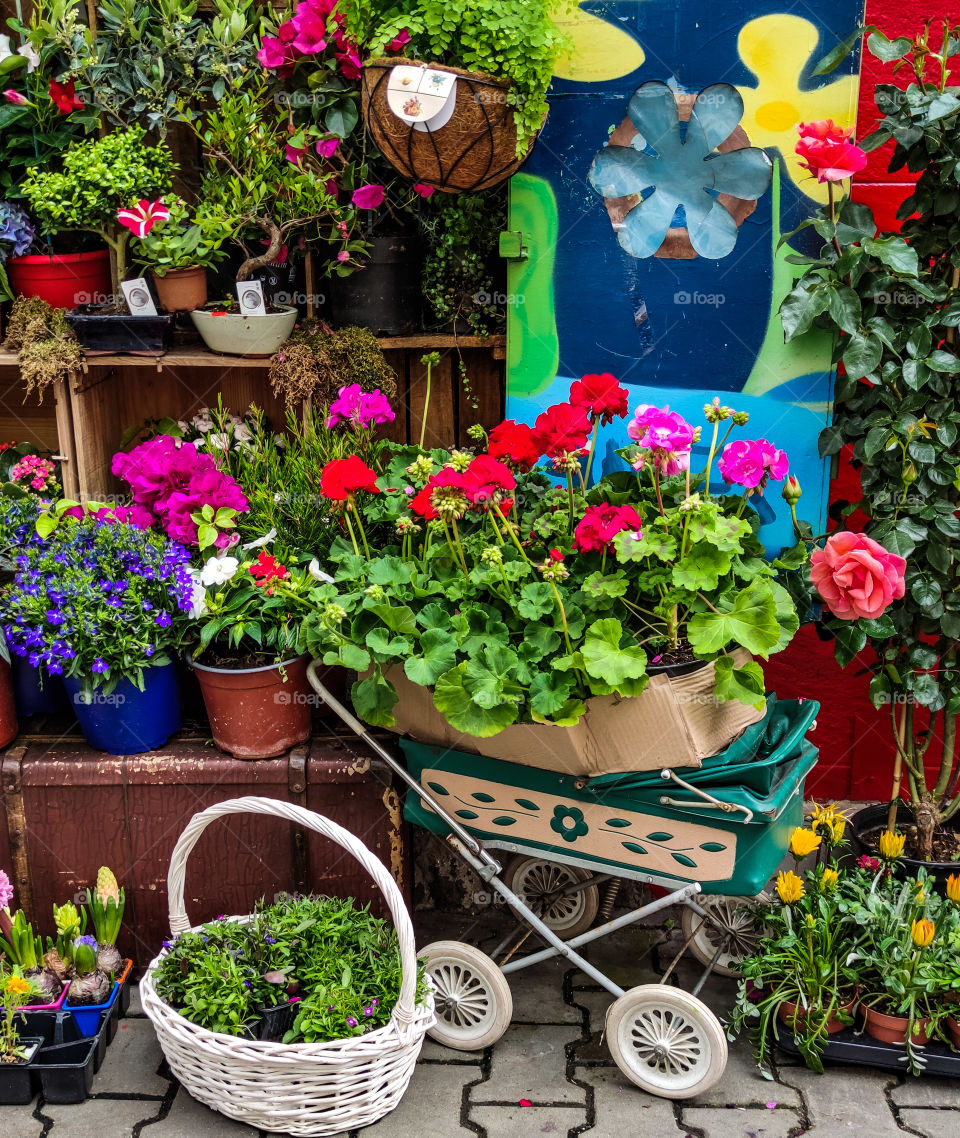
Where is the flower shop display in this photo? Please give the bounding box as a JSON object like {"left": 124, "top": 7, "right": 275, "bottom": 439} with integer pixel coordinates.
{"left": 0, "top": 297, "right": 83, "bottom": 404}
{"left": 140, "top": 796, "right": 435, "bottom": 1135}
{"left": 0, "top": 906, "right": 65, "bottom": 1008}
{"left": 0, "top": 504, "right": 196, "bottom": 753}
{"left": 343, "top": 0, "right": 571, "bottom": 191}
{"left": 130, "top": 196, "right": 228, "bottom": 313}
{"left": 784, "top": 28, "right": 960, "bottom": 868}
{"left": 302, "top": 378, "right": 805, "bottom": 775}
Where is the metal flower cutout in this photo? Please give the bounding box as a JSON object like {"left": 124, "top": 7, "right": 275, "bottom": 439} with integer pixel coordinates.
{"left": 588, "top": 81, "right": 773, "bottom": 260}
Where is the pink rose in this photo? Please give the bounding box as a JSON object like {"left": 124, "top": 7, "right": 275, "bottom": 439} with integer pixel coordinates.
{"left": 718, "top": 438, "right": 788, "bottom": 490}
{"left": 352, "top": 183, "right": 385, "bottom": 209}
{"left": 811, "top": 531, "right": 906, "bottom": 621}
{"left": 796, "top": 120, "right": 867, "bottom": 184}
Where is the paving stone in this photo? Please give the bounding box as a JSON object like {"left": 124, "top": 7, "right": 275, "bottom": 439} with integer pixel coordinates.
{"left": 569, "top": 927, "right": 662, "bottom": 990}
{"left": 44, "top": 1097, "right": 164, "bottom": 1138}
{"left": 476, "top": 1024, "right": 585, "bottom": 1104}
{"left": 898, "top": 1108, "right": 960, "bottom": 1137}
{"left": 680, "top": 1106, "right": 800, "bottom": 1137}
{"left": 91, "top": 1018, "right": 168, "bottom": 1095}
{"left": 507, "top": 957, "right": 580, "bottom": 1024}
{"left": 890, "top": 1076, "right": 960, "bottom": 1109}
{"left": 690, "top": 1036, "right": 799, "bottom": 1108}
{"left": 126, "top": 985, "right": 143, "bottom": 1016}
{"left": 470, "top": 1103, "right": 586, "bottom": 1136}
{"left": 361, "top": 1062, "right": 474, "bottom": 1136}
{"left": 419, "top": 1037, "right": 484, "bottom": 1063}
{"left": 1, "top": 1117, "right": 45, "bottom": 1138}
{"left": 778, "top": 1064, "right": 902, "bottom": 1135}
{"left": 577, "top": 1066, "right": 685, "bottom": 1136}
{"left": 143, "top": 1089, "right": 260, "bottom": 1136}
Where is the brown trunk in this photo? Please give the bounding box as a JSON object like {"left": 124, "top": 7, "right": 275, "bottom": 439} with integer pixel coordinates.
{"left": 236, "top": 217, "right": 283, "bottom": 282}
{"left": 914, "top": 794, "right": 940, "bottom": 861}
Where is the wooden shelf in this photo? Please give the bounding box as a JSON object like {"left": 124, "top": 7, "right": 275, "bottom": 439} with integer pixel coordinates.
{"left": 0, "top": 334, "right": 506, "bottom": 373}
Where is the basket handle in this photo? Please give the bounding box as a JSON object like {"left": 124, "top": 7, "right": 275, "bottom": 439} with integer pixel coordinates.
{"left": 166, "top": 795, "right": 419, "bottom": 1027}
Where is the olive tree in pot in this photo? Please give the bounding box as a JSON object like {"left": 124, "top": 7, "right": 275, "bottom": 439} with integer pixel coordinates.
{"left": 185, "top": 82, "right": 354, "bottom": 357}
{"left": 19, "top": 128, "right": 176, "bottom": 353}
{"left": 785, "top": 25, "right": 960, "bottom": 869}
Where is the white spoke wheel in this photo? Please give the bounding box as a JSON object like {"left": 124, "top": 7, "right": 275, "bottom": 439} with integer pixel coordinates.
{"left": 605, "top": 984, "right": 727, "bottom": 1099}
{"left": 420, "top": 941, "right": 512, "bottom": 1051}
{"left": 680, "top": 892, "right": 770, "bottom": 978}
{"left": 503, "top": 855, "right": 600, "bottom": 940}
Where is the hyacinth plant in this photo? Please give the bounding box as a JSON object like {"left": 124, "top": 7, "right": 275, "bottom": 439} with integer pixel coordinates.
{"left": 300, "top": 374, "right": 807, "bottom": 734}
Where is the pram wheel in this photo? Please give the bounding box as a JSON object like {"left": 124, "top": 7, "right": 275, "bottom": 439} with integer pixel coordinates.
{"left": 502, "top": 855, "right": 600, "bottom": 939}
{"left": 680, "top": 893, "right": 769, "bottom": 978}
{"left": 420, "top": 941, "right": 513, "bottom": 1051}
{"left": 605, "top": 984, "right": 727, "bottom": 1099}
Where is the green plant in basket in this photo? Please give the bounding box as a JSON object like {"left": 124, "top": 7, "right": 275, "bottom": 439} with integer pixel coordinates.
{"left": 131, "top": 196, "right": 228, "bottom": 277}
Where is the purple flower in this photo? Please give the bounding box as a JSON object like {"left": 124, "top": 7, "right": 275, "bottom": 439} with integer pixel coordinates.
{"left": 154, "top": 611, "right": 171, "bottom": 628}
{"left": 363, "top": 1006, "right": 373, "bottom": 1016}
{"left": 91, "top": 657, "right": 108, "bottom": 674}
{"left": 346, "top": 1017, "right": 357, "bottom": 1027}
{"left": 264, "top": 935, "right": 277, "bottom": 944}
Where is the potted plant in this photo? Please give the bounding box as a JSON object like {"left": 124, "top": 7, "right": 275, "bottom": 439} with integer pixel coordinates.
{"left": 86, "top": 867, "right": 126, "bottom": 978}
{"left": 726, "top": 808, "right": 860, "bottom": 1074}
{"left": 130, "top": 196, "right": 228, "bottom": 313}
{"left": 785, "top": 27, "right": 960, "bottom": 871}
{"left": 0, "top": 907, "right": 65, "bottom": 1009}
{"left": 185, "top": 82, "right": 357, "bottom": 356}
{"left": 0, "top": 970, "right": 43, "bottom": 1104}
{"left": 19, "top": 127, "right": 176, "bottom": 353}
{"left": 302, "top": 376, "right": 807, "bottom": 775}
{"left": 0, "top": 505, "right": 197, "bottom": 754}
{"left": 341, "top": 0, "right": 570, "bottom": 191}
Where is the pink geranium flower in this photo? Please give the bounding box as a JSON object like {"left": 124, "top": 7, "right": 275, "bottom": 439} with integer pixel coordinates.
{"left": 117, "top": 199, "right": 170, "bottom": 238}
{"left": 717, "top": 439, "right": 788, "bottom": 490}
{"left": 628, "top": 404, "right": 695, "bottom": 476}
{"left": 574, "top": 504, "right": 643, "bottom": 553}
{"left": 325, "top": 384, "right": 395, "bottom": 429}
{"left": 811, "top": 531, "right": 906, "bottom": 622}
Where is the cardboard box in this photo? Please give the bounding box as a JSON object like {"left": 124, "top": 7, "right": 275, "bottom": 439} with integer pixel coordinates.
{"left": 385, "top": 650, "right": 764, "bottom": 777}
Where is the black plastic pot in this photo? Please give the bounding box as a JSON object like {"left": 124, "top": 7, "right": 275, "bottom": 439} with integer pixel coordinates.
{"left": 22, "top": 1010, "right": 107, "bottom": 1073}
{"left": 66, "top": 307, "right": 173, "bottom": 354}
{"left": 646, "top": 656, "right": 709, "bottom": 679}
{"left": 849, "top": 803, "right": 960, "bottom": 887}
{"left": 0, "top": 1037, "right": 41, "bottom": 1104}
{"left": 33, "top": 1036, "right": 97, "bottom": 1103}
{"left": 255, "top": 999, "right": 300, "bottom": 1042}
{"left": 328, "top": 232, "right": 423, "bottom": 335}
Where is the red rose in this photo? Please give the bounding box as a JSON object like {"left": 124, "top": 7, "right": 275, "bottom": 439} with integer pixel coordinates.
{"left": 573, "top": 503, "right": 643, "bottom": 553}
{"left": 568, "top": 373, "right": 629, "bottom": 425}
{"left": 795, "top": 120, "right": 867, "bottom": 184}
{"left": 461, "top": 454, "right": 516, "bottom": 510}
{"left": 320, "top": 455, "right": 380, "bottom": 501}
{"left": 49, "top": 78, "right": 84, "bottom": 114}
{"left": 532, "top": 402, "right": 591, "bottom": 458}
{"left": 487, "top": 420, "right": 543, "bottom": 470}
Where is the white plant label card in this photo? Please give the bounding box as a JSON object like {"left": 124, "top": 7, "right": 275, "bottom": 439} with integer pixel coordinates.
{"left": 121, "top": 277, "right": 158, "bottom": 317}
{"left": 386, "top": 65, "right": 457, "bottom": 130}
{"left": 236, "top": 279, "right": 267, "bottom": 316}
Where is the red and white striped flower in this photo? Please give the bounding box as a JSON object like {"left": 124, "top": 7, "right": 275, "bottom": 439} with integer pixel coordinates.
{"left": 116, "top": 199, "right": 170, "bottom": 238}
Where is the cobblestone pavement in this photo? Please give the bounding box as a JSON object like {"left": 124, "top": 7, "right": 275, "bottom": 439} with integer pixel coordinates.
{"left": 4, "top": 912, "right": 959, "bottom": 1137}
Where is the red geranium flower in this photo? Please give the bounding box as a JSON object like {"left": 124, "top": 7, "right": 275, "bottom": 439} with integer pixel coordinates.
{"left": 320, "top": 455, "right": 380, "bottom": 501}
{"left": 249, "top": 550, "right": 290, "bottom": 584}
{"left": 461, "top": 454, "right": 516, "bottom": 510}
{"left": 409, "top": 467, "right": 466, "bottom": 520}
{"left": 531, "top": 402, "right": 591, "bottom": 458}
{"left": 49, "top": 78, "right": 84, "bottom": 114}
{"left": 568, "top": 373, "right": 629, "bottom": 425}
{"left": 573, "top": 503, "right": 643, "bottom": 553}
{"left": 487, "top": 420, "right": 543, "bottom": 471}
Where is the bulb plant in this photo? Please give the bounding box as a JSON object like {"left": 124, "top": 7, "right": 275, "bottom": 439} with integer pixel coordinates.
{"left": 87, "top": 867, "right": 125, "bottom": 976}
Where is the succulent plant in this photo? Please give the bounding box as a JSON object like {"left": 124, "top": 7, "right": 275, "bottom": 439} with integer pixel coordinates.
{"left": 88, "top": 866, "right": 125, "bottom": 976}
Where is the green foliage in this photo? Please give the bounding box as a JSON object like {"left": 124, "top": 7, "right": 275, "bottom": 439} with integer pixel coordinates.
{"left": 0, "top": 296, "right": 82, "bottom": 404}
{"left": 132, "top": 196, "right": 228, "bottom": 274}
{"left": 0, "top": 910, "right": 43, "bottom": 971}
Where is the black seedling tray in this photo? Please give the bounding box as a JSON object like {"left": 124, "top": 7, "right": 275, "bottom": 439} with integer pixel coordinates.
{"left": 778, "top": 1026, "right": 960, "bottom": 1077}
{"left": 33, "top": 1036, "right": 98, "bottom": 1103}
{"left": 21, "top": 1010, "right": 108, "bottom": 1073}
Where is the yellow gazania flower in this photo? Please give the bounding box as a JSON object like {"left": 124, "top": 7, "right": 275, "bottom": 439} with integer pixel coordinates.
{"left": 776, "top": 870, "right": 805, "bottom": 904}
{"left": 911, "top": 919, "right": 935, "bottom": 948}
{"left": 789, "top": 827, "right": 822, "bottom": 859}
{"left": 810, "top": 803, "right": 848, "bottom": 846}
{"left": 819, "top": 867, "right": 839, "bottom": 892}
{"left": 878, "top": 830, "right": 906, "bottom": 861}
{"left": 736, "top": 14, "right": 859, "bottom": 203}
{"left": 946, "top": 874, "right": 960, "bottom": 904}
{"left": 3, "top": 975, "right": 31, "bottom": 997}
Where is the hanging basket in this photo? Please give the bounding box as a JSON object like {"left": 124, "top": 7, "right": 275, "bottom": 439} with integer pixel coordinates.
{"left": 361, "top": 57, "right": 535, "bottom": 193}
{"left": 140, "top": 796, "right": 435, "bottom": 1136}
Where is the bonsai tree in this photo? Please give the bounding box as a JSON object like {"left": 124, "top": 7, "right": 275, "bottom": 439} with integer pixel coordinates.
{"left": 785, "top": 24, "right": 960, "bottom": 861}
{"left": 19, "top": 127, "right": 176, "bottom": 296}
{"left": 187, "top": 81, "right": 356, "bottom": 282}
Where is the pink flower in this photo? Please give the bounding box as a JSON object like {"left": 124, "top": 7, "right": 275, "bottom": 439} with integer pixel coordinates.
{"left": 811, "top": 531, "right": 907, "bottom": 622}
{"left": 0, "top": 867, "right": 13, "bottom": 910}
{"left": 285, "top": 143, "right": 307, "bottom": 165}
{"left": 796, "top": 120, "right": 867, "bottom": 184}
{"left": 387, "top": 28, "right": 411, "bottom": 52}
{"left": 857, "top": 855, "right": 881, "bottom": 872}
{"left": 335, "top": 45, "right": 362, "bottom": 79}
{"left": 258, "top": 36, "right": 289, "bottom": 69}
{"left": 717, "top": 438, "right": 788, "bottom": 490}
{"left": 117, "top": 199, "right": 170, "bottom": 238}
{"left": 352, "top": 183, "right": 385, "bottom": 209}
{"left": 325, "top": 384, "right": 395, "bottom": 429}
{"left": 336, "top": 250, "right": 350, "bottom": 262}
{"left": 91, "top": 504, "right": 155, "bottom": 528}
{"left": 413, "top": 183, "right": 435, "bottom": 197}
{"left": 290, "top": 7, "right": 328, "bottom": 54}
{"left": 574, "top": 504, "right": 644, "bottom": 553}
{"left": 627, "top": 404, "right": 695, "bottom": 476}
{"left": 3, "top": 89, "right": 28, "bottom": 105}
{"left": 315, "top": 136, "right": 339, "bottom": 159}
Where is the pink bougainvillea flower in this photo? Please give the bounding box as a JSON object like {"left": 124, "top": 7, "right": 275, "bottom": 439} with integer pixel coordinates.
{"left": 284, "top": 142, "right": 307, "bottom": 165}
{"left": 387, "top": 28, "right": 411, "bottom": 52}
{"left": 628, "top": 404, "right": 695, "bottom": 476}
{"left": 336, "top": 250, "right": 351, "bottom": 262}
{"left": 717, "top": 438, "right": 788, "bottom": 490}
{"left": 413, "top": 183, "right": 435, "bottom": 198}
{"left": 336, "top": 48, "right": 363, "bottom": 79}
{"left": 48, "top": 77, "right": 83, "bottom": 113}
{"left": 315, "top": 136, "right": 339, "bottom": 159}
{"left": 290, "top": 8, "right": 328, "bottom": 54}
{"left": 795, "top": 119, "right": 867, "bottom": 183}
{"left": 810, "top": 531, "right": 906, "bottom": 622}
{"left": 3, "top": 88, "right": 28, "bottom": 105}
{"left": 117, "top": 199, "right": 170, "bottom": 238}
{"left": 351, "top": 183, "right": 385, "bottom": 209}
{"left": 257, "top": 36, "right": 288, "bottom": 69}
{"left": 574, "top": 503, "right": 643, "bottom": 553}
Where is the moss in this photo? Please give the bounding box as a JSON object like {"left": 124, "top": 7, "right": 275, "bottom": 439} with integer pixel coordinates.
{"left": 2, "top": 297, "right": 82, "bottom": 404}
{"left": 269, "top": 321, "right": 397, "bottom": 410}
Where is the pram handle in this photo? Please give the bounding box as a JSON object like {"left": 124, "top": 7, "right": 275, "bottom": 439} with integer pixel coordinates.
{"left": 659, "top": 769, "right": 755, "bottom": 824}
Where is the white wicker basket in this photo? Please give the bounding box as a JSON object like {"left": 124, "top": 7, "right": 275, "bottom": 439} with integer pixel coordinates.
{"left": 140, "top": 796, "right": 435, "bottom": 1136}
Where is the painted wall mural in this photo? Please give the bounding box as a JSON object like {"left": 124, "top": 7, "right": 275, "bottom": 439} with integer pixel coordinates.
{"left": 506, "top": 2, "right": 865, "bottom": 550}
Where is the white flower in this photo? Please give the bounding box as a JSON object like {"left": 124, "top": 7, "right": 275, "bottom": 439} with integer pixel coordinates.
{"left": 200, "top": 555, "right": 239, "bottom": 586}
{"left": 308, "top": 558, "right": 335, "bottom": 583}
{"left": 242, "top": 529, "right": 276, "bottom": 551}
{"left": 232, "top": 422, "right": 252, "bottom": 443}
{"left": 18, "top": 43, "right": 40, "bottom": 72}
{"left": 186, "top": 573, "right": 208, "bottom": 619}
{"left": 0, "top": 36, "right": 12, "bottom": 62}
{"left": 206, "top": 432, "right": 229, "bottom": 450}
{"left": 191, "top": 413, "right": 214, "bottom": 433}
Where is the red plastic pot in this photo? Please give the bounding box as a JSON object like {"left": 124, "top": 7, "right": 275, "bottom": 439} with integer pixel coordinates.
{"left": 7, "top": 250, "right": 111, "bottom": 310}
{"left": 191, "top": 654, "right": 312, "bottom": 760}
{"left": 862, "top": 1004, "right": 931, "bottom": 1046}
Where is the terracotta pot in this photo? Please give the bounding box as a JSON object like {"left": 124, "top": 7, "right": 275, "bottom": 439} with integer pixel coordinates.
{"left": 948, "top": 1015, "right": 960, "bottom": 1049}
{"left": 0, "top": 657, "right": 19, "bottom": 749}
{"left": 150, "top": 266, "right": 208, "bottom": 312}
{"left": 862, "top": 1003, "right": 931, "bottom": 1046}
{"left": 7, "top": 249, "right": 111, "bottom": 309}
{"left": 191, "top": 654, "right": 312, "bottom": 759}
{"left": 777, "top": 992, "right": 858, "bottom": 1035}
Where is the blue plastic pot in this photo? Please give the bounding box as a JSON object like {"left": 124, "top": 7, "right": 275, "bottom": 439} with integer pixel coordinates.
{"left": 63, "top": 982, "right": 119, "bottom": 1037}
{"left": 11, "top": 656, "right": 69, "bottom": 716}
{"left": 62, "top": 663, "right": 181, "bottom": 755}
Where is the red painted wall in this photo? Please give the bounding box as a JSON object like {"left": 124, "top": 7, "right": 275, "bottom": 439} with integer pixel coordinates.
{"left": 766, "top": 6, "right": 957, "bottom": 799}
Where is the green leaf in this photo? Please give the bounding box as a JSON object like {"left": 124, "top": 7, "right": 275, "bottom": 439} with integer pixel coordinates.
{"left": 867, "top": 32, "right": 911, "bottom": 62}
{"left": 323, "top": 643, "right": 371, "bottom": 672}
{"left": 366, "top": 556, "right": 413, "bottom": 587}
{"left": 581, "top": 619, "right": 648, "bottom": 688}
{"left": 862, "top": 235, "right": 918, "bottom": 275}
{"left": 780, "top": 283, "right": 829, "bottom": 340}
{"left": 833, "top": 623, "right": 867, "bottom": 667}
{"left": 671, "top": 544, "right": 733, "bottom": 590}
{"left": 826, "top": 285, "right": 862, "bottom": 334}
{"left": 433, "top": 664, "right": 518, "bottom": 736}
{"left": 463, "top": 644, "right": 521, "bottom": 709}
{"left": 404, "top": 628, "right": 457, "bottom": 687}
{"left": 369, "top": 604, "right": 418, "bottom": 635}
{"left": 614, "top": 527, "right": 678, "bottom": 562}
{"left": 350, "top": 673, "right": 398, "bottom": 728}
{"left": 713, "top": 656, "right": 766, "bottom": 710}
{"left": 365, "top": 628, "right": 409, "bottom": 659}
{"left": 842, "top": 331, "right": 883, "bottom": 380}
{"left": 529, "top": 671, "right": 576, "bottom": 718}
{"left": 926, "top": 350, "right": 960, "bottom": 373}
{"left": 818, "top": 425, "right": 844, "bottom": 457}
{"left": 686, "top": 581, "right": 781, "bottom": 656}
{"left": 324, "top": 99, "right": 358, "bottom": 138}
{"left": 517, "top": 581, "right": 555, "bottom": 620}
